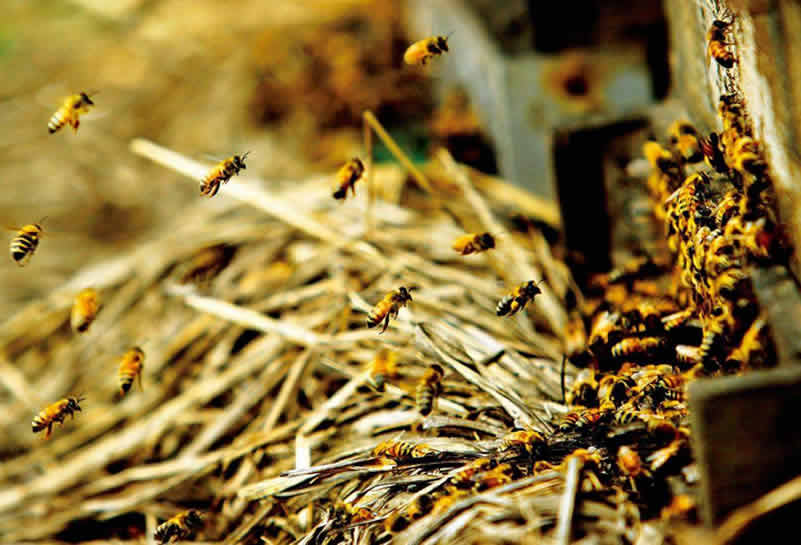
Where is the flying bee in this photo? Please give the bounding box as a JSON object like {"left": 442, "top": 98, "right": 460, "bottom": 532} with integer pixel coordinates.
{"left": 416, "top": 363, "right": 444, "bottom": 416}
{"left": 71, "top": 287, "right": 101, "bottom": 333}
{"left": 500, "top": 429, "right": 545, "bottom": 454}
{"left": 373, "top": 440, "right": 434, "bottom": 461}
{"left": 368, "top": 348, "right": 398, "bottom": 392}
{"left": 32, "top": 396, "right": 84, "bottom": 439}
{"left": 450, "top": 458, "right": 496, "bottom": 488}
{"left": 118, "top": 346, "right": 145, "bottom": 396}
{"left": 451, "top": 232, "right": 496, "bottom": 255}
{"left": 332, "top": 157, "right": 365, "bottom": 200}
{"left": 9, "top": 221, "right": 45, "bottom": 266}
{"left": 707, "top": 20, "right": 735, "bottom": 69}
{"left": 366, "top": 286, "right": 415, "bottom": 333}
{"left": 404, "top": 35, "right": 450, "bottom": 66}
{"left": 48, "top": 91, "right": 95, "bottom": 134}
{"left": 200, "top": 152, "right": 250, "bottom": 198}
{"left": 668, "top": 121, "right": 703, "bottom": 163}
{"left": 700, "top": 132, "right": 729, "bottom": 173}
{"left": 154, "top": 510, "right": 204, "bottom": 544}
{"left": 496, "top": 280, "right": 543, "bottom": 317}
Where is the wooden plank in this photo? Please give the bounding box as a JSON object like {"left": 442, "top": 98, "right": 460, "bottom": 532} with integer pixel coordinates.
{"left": 689, "top": 367, "right": 801, "bottom": 525}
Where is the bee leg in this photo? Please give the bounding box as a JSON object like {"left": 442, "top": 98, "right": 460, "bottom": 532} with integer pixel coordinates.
{"left": 380, "top": 313, "right": 390, "bottom": 334}
{"left": 72, "top": 119, "right": 80, "bottom": 133}
{"left": 45, "top": 424, "right": 52, "bottom": 439}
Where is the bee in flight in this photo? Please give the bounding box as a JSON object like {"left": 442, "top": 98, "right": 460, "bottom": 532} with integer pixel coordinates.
{"left": 8, "top": 221, "right": 45, "bottom": 266}
{"left": 416, "top": 363, "right": 444, "bottom": 416}
{"left": 200, "top": 152, "right": 250, "bottom": 198}
{"left": 368, "top": 348, "right": 398, "bottom": 392}
{"left": 154, "top": 509, "right": 204, "bottom": 544}
{"left": 707, "top": 20, "right": 735, "bottom": 69}
{"left": 118, "top": 346, "right": 145, "bottom": 396}
{"left": 71, "top": 287, "right": 101, "bottom": 333}
{"left": 404, "top": 35, "right": 450, "bottom": 66}
{"left": 32, "top": 396, "right": 84, "bottom": 439}
{"left": 496, "top": 280, "right": 543, "bottom": 317}
{"left": 366, "top": 286, "right": 415, "bottom": 333}
{"left": 48, "top": 92, "right": 95, "bottom": 134}
{"left": 332, "top": 157, "right": 365, "bottom": 200}
{"left": 451, "top": 232, "right": 496, "bottom": 255}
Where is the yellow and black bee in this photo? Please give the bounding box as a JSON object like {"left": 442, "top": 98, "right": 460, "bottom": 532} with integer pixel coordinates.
{"left": 668, "top": 121, "right": 703, "bottom": 163}
{"left": 368, "top": 348, "right": 398, "bottom": 392}
{"left": 558, "top": 404, "right": 613, "bottom": 432}
{"left": 611, "top": 336, "right": 665, "bottom": 361}
{"left": 707, "top": 20, "right": 735, "bottom": 69}
{"left": 500, "top": 429, "right": 545, "bottom": 454}
{"left": 416, "top": 363, "right": 444, "bottom": 416}
{"left": 71, "top": 287, "right": 101, "bottom": 333}
{"left": 200, "top": 152, "right": 250, "bottom": 198}
{"left": 118, "top": 346, "right": 145, "bottom": 396}
{"left": 48, "top": 92, "right": 95, "bottom": 134}
{"left": 154, "top": 509, "right": 204, "bottom": 544}
{"left": 366, "top": 286, "right": 415, "bottom": 333}
{"left": 9, "top": 222, "right": 45, "bottom": 266}
{"left": 473, "top": 463, "right": 516, "bottom": 492}
{"left": 332, "top": 157, "right": 365, "bottom": 200}
{"left": 566, "top": 368, "right": 598, "bottom": 408}
{"left": 333, "top": 501, "right": 373, "bottom": 525}
{"left": 598, "top": 374, "right": 636, "bottom": 407}
{"left": 373, "top": 440, "right": 434, "bottom": 461}
{"left": 451, "top": 232, "right": 496, "bottom": 255}
{"left": 404, "top": 35, "right": 450, "bottom": 66}
{"left": 450, "top": 458, "right": 497, "bottom": 489}
{"left": 496, "top": 280, "right": 543, "bottom": 317}
{"left": 32, "top": 396, "right": 84, "bottom": 439}
{"left": 731, "top": 136, "right": 768, "bottom": 177}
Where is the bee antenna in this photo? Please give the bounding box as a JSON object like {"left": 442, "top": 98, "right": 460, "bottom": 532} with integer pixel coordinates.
{"left": 241, "top": 151, "right": 251, "bottom": 159}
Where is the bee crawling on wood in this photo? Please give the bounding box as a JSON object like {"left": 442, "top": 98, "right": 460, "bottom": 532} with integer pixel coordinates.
{"left": 404, "top": 35, "right": 450, "bottom": 66}
{"left": 118, "top": 346, "right": 145, "bottom": 396}
{"left": 332, "top": 157, "right": 365, "bottom": 200}
{"left": 496, "top": 280, "right": 544, "bottom": 317}
{"left": 8, "top": 221, "right": 46, "bottom": 266}
{"left": 32, "top": 396, "right": 84, "bottom": 439}
{"left": 71, "top": 287, "right": 101, "bottom": 333}
{"left": 200, "top": 152, "right": 250, "bottom": 198}
{"left": 48, "top": 91, "right": 95, "bottom": 134}
{"left": 500, "top": 430, "right": 546, "bottom": 454}
{"left": 154, "top": 509, "right": 204, "bottom": 544}
{"left": 707, "top": 19, "right": 735, "bottom": 69}
{"left": 416, "top": 363, "right": 444, "bottom": 416}
{"left": 366, "top": 286, "right": 415, "bottom": 333}
{"left": 451, "top": 232, "right": 496, "bottom": 255}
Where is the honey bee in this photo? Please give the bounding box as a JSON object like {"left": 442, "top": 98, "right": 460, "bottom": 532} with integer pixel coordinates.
{"left": 725, "top": 316, "right": 766, "bottom": 369}
{"left": 366, "top": 286, "right": 415, "bottom": 333}
{"left": 496, "top": 280, "right": 543, "bottom": 317}
{"left": 70, "top": 287, "right": 101, "bottom": 333}
{"left": 405, "top": 494, "right": 435, "bottom": 520}
{"left": 598, "top": 374, "right": 636, "bottom": 407}
{"left": 610, "top": 336, "right": 665, "bottom": 361}
{"left": 700, "top": 132, "right": 729, "bottom": 173}
{"left": 48, "top": 92, "right": 95, "bottom": 134}
{"left": 9, "top": 222, "right": 45, "bottom": 266}
{"left": 373, "top": 440, "right": 434, "bottom": 461}
{"left": 668, "top": 121, "right": 703, "bottom": 163}
{"left": 558, "top": 405, "right": 612, "bottom": 432}
{"left": 416, "top": 364, "right": 444, "bottom": 416}
{"left": 642, "top": 141, "right": 680, "bottom": 176}
{"left": 404, "top": 35, "right": 450, "bottom": 66}
{"left": 566, "top": 369, "right": 598, "bottom": 408}
{"left": 179, "top": 243, "right": 237, "bottom": 284}
{"left": 675, "top": 344, "right": 702, "bottom": 365}
{"left": 368, "top": 348, "right": 398, "bottom": 392}
{"left": 200, "top": 152, "right": 250, "bottom": 198}
{"left": 450, "top": 458, "right": 496, "bottom": 489}
{"left": 431, "top": 488, "right": 470, "bottom": 513}
{"left": 451, "top": 232, "right": 496, "bottom": 255}
{"left": 500, "top": 429, "right": 545, "bottom": 454}
{"left": 473, "top": 463, "right": 516, "bottom": 491}
{"left": 707, "top": 20, "right": 735, "bottom": 69}
{"left": 661, "top": 494, "right": 697, "bottom": 521}
{"left": 614, "top": 403, "right": 645, "bottom": 426}
{"left": 588, "top": 311, "right": 626, "bottom": 354}
{"left": 32, "top": 396, "right": 84, "bottom": 438}
{"left": 731, "top": 136, "right": 767, "bottom": 177}
{"left": 154, "top": 509, "right": 204, "bottom": 544}
{"left": 332, "top": 157, "right": 365, "bottom": 200}
{"left": 118, "top": 346, "right": 145, "bottom": 396}
{"left": 647, "top": 438, "right": 687, "bottom": 471}
{"left": 334, "top": 501, "right": 373, "bottom": 525}
{"left": 384, "top": 511, "right": 412, "bottom": 533}
{"left": 617, "top": 446, "right": 643, "bottom": 477}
